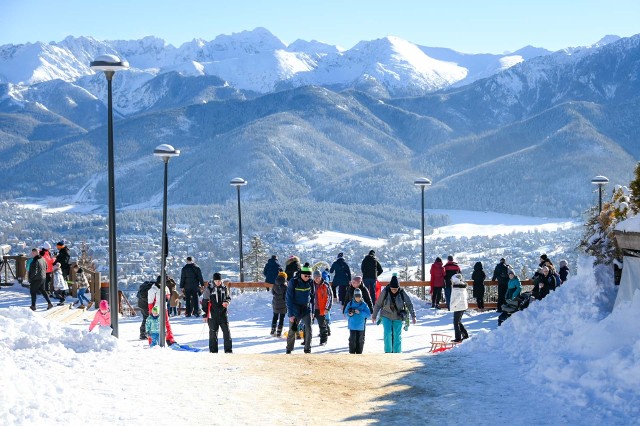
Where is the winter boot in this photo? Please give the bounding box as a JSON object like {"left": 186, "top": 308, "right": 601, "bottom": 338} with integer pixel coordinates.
{"left": 47, "top": 303, "right": 54, "bottom": 310}
{"left": 30, "top": 305, "right": 36, "bottom": 311}
{"left": 87, "top": 301, "right": 94, "bottom": 309}
{"left": 276, "top": 326, "right": 283, "bottom": 338}
{"left": 270, "top": 327, "right": 276, "bottom": 336}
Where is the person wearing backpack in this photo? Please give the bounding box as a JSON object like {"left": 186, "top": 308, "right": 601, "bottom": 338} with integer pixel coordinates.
{"left": 285, "top": 264, "right": 314, "bottom": 354}
{"left": 137, "top": 280, "right": 154, "bottom": 340}
{"left": 371, "top": 275, "right": 416, "bottom": 353}
{"left": 491, "top": 258, "right": 511, "bottom": 312}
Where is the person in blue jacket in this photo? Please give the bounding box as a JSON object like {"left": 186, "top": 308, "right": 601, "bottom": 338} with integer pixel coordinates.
{"left": 285, "top": 263, "right": 314, "bottom": 354}
{"left": 345, "top": 288, "right": 371, "bottom": 354}
{"left": 263, "top": 255, "right": 283, "bottom": 285}
{"left": 505, "top": 270, "right": 522, "bottom": 300}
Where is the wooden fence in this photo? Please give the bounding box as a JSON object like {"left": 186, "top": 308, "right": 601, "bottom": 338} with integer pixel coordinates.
{"left": 227, "top": 280, "right": 534, "bottom": 309}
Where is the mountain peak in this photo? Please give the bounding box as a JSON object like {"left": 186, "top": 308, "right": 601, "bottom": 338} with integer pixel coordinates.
{"left": 592, "top": 35, "right": 621, "bottom": 47}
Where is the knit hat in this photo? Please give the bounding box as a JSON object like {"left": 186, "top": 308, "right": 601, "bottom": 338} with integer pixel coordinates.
{"left": 151, "top": 306, "right": 159, "bottom": 316}
{"left": 337, "top": 252, "right": 344, "bottom": 259}
{"left": 42, "top": 241, "right": 51, "bottom": 250}
{"left": 540, "top": 254, "right": 548, "bottom": 261}
{"left": 300, "top": 263, "right": 312, "bottom": 275}
{"left": 277, "top": 271, "right": 288, "bottom": 279}
{"left": 213, "top": 272, "right": 222, "bottom": 280}
{"left": 368, "top": 250, "right": 375, "bottom": 256}
{"left": 389, "top": 276, "right": 400, "bottom": 288}
{"left": 99, "top": 300, "right": 109, "bottom": 311}
{"left": 354, "top": 288, "right": 362, "bottom": 298}
{"left": 313, "top": 270, "right": 321, "bottom": 277}
{"left": 271, "top": 255, "right": 277, "bottom": 260}
{"left": 56, "top": 241, "right": 65, "bottom": 247}
{"left": 508, "top": 269, "right": 515, "bottom": 276}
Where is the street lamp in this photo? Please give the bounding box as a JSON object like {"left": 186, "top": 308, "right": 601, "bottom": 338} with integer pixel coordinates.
{"left": 230, "top": 177, "right": 247, "bottom": 282}
{"left": 591, "top": 175, "right": 609, "bottom": 213}
{"left": 414, "top": 177, "right": 432, "bottom": 298}
{"left": 90, "top": 54, "right": 129, "bottom": 338}
{"left": 154, "top": 144, "right": 180, "bottom": 347}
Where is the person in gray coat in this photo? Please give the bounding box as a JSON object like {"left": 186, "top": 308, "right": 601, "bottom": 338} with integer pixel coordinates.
{"left": 270, "top": 271, "right": 288, "bottom": 337}
{"left": 28, "top": 248, "right": 53, "bottom": 311}
{"left": 371, "top": 275, "right": 416, "bottom": 353}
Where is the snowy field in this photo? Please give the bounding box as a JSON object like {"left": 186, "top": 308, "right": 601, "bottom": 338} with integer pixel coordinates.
{"left": 1, "top": 257, "right": 638, "bottom": 425}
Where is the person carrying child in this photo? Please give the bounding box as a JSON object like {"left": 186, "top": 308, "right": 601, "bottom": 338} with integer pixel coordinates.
{"left": 145, "top": 306, "right": 161, "bottom": 347}
{"left": 88, "top": 300, "right": 112, "bottom": 336}
{"left": 345, "top": 288, "right": 371, "bottom": 354}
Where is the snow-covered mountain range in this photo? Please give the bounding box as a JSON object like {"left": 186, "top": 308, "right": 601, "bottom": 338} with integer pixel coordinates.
{"left": 0, "top": 27, "right": 561, "bottom": 109}
{"left": 0, "top": 28, "right": 636, "bottom": 220}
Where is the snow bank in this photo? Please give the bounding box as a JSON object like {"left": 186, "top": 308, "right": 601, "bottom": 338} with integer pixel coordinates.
{"left": 457, "top": 256, "right": 640, "bottom": 420}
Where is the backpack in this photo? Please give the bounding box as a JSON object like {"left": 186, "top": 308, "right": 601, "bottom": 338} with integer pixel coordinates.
{"left": 137, "top": 281, "right": 154, "bottom": 309}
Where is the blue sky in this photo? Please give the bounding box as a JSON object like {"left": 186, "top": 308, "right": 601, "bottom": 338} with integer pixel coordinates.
{"left": 1, "top": 0, "right": 638, "bottom": 53}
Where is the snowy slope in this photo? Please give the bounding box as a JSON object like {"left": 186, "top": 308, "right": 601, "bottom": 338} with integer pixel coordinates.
{"left": 0, "top": 256, "right": 636, "bottom": 424}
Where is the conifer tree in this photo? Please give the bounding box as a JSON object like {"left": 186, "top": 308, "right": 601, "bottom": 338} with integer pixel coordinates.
{"left": 245, "top": 236, "right": 270, "bottom": 282}
{"left": 629, "top": 161, "right": 640, "bottom": 214}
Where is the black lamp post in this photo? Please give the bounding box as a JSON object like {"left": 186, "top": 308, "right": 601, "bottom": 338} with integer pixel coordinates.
{"left": 154, "top": 144, "right": 180, "bottom": 347}
{"left": 414, "top": 177, "right": 432, "bottom": 298}
{"left": 230, "top": 177, "right": 247, "bottom": 282}
{"left": 591, "top": 175, "right": 609, "bottom": 213}
{"left": 90, "top": 54, "right": 128, "bottom": 337}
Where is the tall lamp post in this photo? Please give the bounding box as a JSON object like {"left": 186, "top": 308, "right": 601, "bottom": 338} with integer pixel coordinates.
{"left": 591, "top": 175, "right": 609, "bottom": 213}
{"left": 90, "top": 54, "right": 129, "bottom": 337}
{"left": 154, "top": 144, "right": 180, "bottom": 347}
{"left": 414, "top": 177, "right": 432, "bottom": 299}
{"left": 230, "top": 178, "right": 247, "bottom": 282}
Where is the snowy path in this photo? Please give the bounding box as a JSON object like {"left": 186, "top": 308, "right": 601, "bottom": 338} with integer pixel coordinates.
{"left": 1, "top": 260, "right": 637, "bottom": 425}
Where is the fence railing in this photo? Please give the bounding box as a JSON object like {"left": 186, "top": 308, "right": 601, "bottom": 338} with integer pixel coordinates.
{"left": 226, "top": 280, "right": 533, "bottom": 309}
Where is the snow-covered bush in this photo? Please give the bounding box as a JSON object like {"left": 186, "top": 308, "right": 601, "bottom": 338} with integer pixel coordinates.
{"left": 579, "top": 185, "right": 632, "bottom": 265}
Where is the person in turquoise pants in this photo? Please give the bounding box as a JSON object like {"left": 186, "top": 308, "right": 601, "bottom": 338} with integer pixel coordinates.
{"left": 371, "top": 275, "right": 416, "bottom": 353}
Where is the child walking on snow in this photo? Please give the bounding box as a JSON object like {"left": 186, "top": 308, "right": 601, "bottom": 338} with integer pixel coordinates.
{"left": 145, "top": 306, "right": 161, "bottom": 347}
{"left": 89, "top": 300, "right": 112, "bottom": 336}
{"left": 345, "top": 288, "right": 371, "bottom": 354}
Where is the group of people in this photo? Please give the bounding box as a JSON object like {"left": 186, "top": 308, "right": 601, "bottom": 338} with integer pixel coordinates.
{"left": 26, "top": 241, "right": 92, "bottom": 311}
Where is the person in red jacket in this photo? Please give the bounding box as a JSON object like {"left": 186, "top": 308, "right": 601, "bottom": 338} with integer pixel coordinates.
{"left": 429, "top": 257, "right": 446, "bottom": 309}
{"left": 444, "top": 255, "right": 461, "bottom": 311}
{"left": 312, "top": 270, "right": 332, "bottom": 346}
{"left": 40, "top": 242, "right": 55, "bottom": 294}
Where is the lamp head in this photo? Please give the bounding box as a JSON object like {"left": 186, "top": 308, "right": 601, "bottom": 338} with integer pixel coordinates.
{"left": 230, "top": 177, "right": 247, "bottom": 187}
{"left": 591, "top": 175, "right": 609, "bottom": 187}
{"left": 154, "top": 144, "right": 180, "bottom": 161}
{"left": 90, "top": 54, "right": 129, "bottom": 72}
{"left": 414, "top": 177, "right": 432, "bottom": 188}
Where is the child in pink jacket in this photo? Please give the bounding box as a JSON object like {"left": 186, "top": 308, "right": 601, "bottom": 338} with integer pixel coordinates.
{"left": 89, "top": 300, "right": 112, "bottom": 334}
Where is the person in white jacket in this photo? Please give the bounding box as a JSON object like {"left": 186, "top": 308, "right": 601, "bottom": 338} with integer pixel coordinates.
{"left": 52, "top": 263, "right": 69, "bottom": 306}
{"left": 450, "top": 273, "right": 469, "bottom": 343}
{"left": 147, "top": 276, "right": 176, "bottom": 345}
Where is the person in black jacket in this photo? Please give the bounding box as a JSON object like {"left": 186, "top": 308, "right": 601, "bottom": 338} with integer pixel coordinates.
{"left": 180, "top": 256, "right": 204, "bottom": 317}
{"left": 491, "top": 258, "right": 510, "bottom": 312}
{"left": 270, "top": 271, "right": 288, "bottom": 337}
{"left": 361, "top": 250, "right": 383, "bottom": 305}
{"left": 330, "top": 252, "right": 352, "bottom": 304}
{"left": 28, "top": 248, "right": 53, "bottom": 311}
{"left": 263, "top": 255, "right": 283, "bottom": 285}
{"left": 55, "top": 241, "right": 71, "bottom": 280}
{"left": 284, "top": 256, "right": 301, "bottom": 282}
{"left": 471, "top": 261, "right": 486, "bottom": 310}
{"left": 342, "top": 276, "right": 373, "bottom": 314}
{"left": 202, "top": 272, "right": 232, "bottom": 353}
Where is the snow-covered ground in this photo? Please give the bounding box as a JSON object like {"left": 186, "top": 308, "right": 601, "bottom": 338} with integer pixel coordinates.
{"left": 1, "top": 256, "right": 637, "bottom": 425}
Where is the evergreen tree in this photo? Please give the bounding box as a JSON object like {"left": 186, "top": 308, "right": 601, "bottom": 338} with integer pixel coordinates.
{"left": 629, "top": 161, "right": 640, "bottom": 214}
{"left": 245, "top": 236, "right": 270, "bottom": 282}
{"left": 77, "top": 241, "right": 96, "bottom": 271}
{"left": 579, "top": 186, "right": 631, "bottom": 265}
